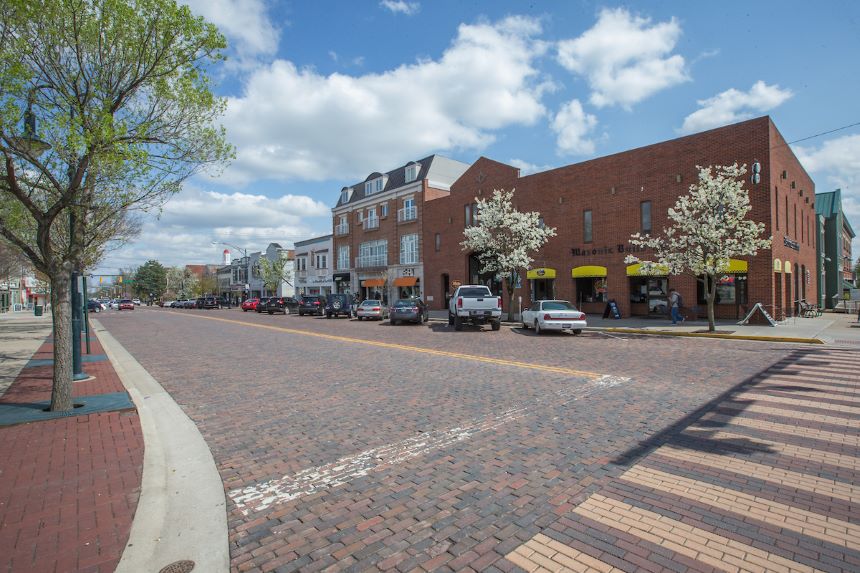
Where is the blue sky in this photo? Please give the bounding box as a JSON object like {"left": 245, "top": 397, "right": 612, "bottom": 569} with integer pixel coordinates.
{"left": 95, "top": 0, "right": 860, "bottom": 274}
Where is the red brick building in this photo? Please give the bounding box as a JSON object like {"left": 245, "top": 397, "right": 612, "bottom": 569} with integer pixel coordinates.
{"left": 423, "top": 116, "right": 817, "bottom": 321}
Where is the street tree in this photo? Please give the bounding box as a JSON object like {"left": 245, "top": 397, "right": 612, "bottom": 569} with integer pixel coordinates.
{"left": 259, "top": 252, "right": 293, "bottom": 297}
{"left": 461, "top": 189, "right": 556, "bottom": 320}
{"left": 133, "top": 259, "right": 166, "bottom": 302}
{"left": 625, "top": 164, "right": 771, "bottom": 332}
{"left": 0, "top": 0, "right": 232, "bottom": 410}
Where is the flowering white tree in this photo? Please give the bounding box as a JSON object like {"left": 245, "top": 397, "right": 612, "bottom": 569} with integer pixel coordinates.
{"left": 625, "top": 164, "right": 771, "bottom": 331}
{"left": 461, "top": 189, "right": 557, "bottom": 320}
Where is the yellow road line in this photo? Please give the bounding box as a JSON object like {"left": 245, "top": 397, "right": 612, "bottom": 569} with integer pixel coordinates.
{"left": 175, "top": 311, "right": 604, "bottom": 379}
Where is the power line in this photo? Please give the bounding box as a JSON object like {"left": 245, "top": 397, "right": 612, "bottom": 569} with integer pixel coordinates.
{"left": 781, "top": 121, "right": 860, "bottom": 147}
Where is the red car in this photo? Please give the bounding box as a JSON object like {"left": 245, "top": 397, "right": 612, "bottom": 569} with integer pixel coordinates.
{"left": 241, "top": 298, "right": 260, "bottom": 312}
{"left": 118, "top": 299, "right": 135, "bottom": 310}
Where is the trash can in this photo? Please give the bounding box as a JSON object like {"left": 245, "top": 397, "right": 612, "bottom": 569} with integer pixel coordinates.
{"left": 34, "top": 304, "right": 43, "bottom": 316}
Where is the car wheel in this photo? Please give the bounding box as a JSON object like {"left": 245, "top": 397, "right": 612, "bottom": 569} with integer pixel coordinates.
{"left": 491, "top": 320, "right": 501, "bottom": 331}
{"left": 325, "top": 312, "right": 331, "bottom": 318}
{"left": 357, "top": 316, "right": 363, "bottom": 321}
{"left": 243, "top": 308, "right": 247, "bottom": 312}
{"left": 268, "top": 311, "right": 273, "bottom": 314}
{"left": 534, "top": 320, "right": 542, "bottom": 335}
{"left": 454, "top": 315, "right": 462, "bottom": 331}
{"left": 448, "top": 313, "right": 454, "bottom": 325}
{"left": 573, "top": 329, "right": 582, "bottom": 336}
{"left": 391, "top": 319, "right": 398, "bottom": 325}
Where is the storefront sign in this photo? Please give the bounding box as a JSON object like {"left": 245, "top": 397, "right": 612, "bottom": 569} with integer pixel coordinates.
{"left": 783, "top": 236, "right": 800, "bottom": 251}
{"left": 571, "top": 244, "right": 647, "bottom": 257}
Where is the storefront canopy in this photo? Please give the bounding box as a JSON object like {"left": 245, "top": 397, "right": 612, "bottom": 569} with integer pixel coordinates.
{"left": 361, "top": 278, "right": 385, "bottom": 287}
{"left": 526, "top": 267, "right": 556, "bottom": 279}
{"left": 625, "top": 263, "right": 669, "bottom": 276}
{"left": 392, "top": 277, "right": 418, "bottom": 287}
{"left": 571, "top": 265, "right": 607, "bottom": 278}
{"left": 725, "top": 259, "right": 748, "bottom": 273}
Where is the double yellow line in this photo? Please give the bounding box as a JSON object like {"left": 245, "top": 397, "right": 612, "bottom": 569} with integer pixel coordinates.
{"left": 178, "top": 312, "right": 604, "bottom": 379}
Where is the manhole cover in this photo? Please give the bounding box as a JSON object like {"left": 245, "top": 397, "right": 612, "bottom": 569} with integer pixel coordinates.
{"left": 159, "top": 561, "right": 195, "bottom": 573}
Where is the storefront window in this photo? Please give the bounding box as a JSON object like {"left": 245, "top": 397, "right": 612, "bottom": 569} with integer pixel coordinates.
{"left": 629, "top": 276, "right": 667, "bottom": 314}
{"left": 575, "top": 277, "right": 607, "bottom": 303}
{"left": 697, "top": 274, "right": 747, "bottom": 305}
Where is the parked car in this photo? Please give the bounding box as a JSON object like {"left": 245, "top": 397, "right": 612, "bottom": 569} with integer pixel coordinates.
{"left": 389, "top": 298, "right": 428, "bottom": 325}
{"left": 325, "top": 293, "right": 355, "bottom": 318}
{"left": 160, "top": 300, "right": 174, "bottom": 308}
{"left": 255, "top": 296, "right": 273, "bottom": 313}
{"left": 118, "top": 299, "right": 135, "bottom": 310}
{"left": 202, "top": 296, "right": 220, "bottom": 309}
{"left": 298, "top": 295, "right": 325, "bottom": 316}
{"left": 132, "top": 298, "right": 142, "bottom": 306}
{"left": 448, "top": 285, "right": 502, "bottom": 331}
{"left": 521, "top": 300, "right": 587, "bottom": 335}
{"left": 264, "top": 296, "right": 299, "bottom": 314}
{"left": 87, "top": 299, "right": 102, "bottom": 313}
{"left": 110, "top": 299, "right": 120, "bottom": 310}
{"left": 355, "top": 299, "right": 387, "bottom": 321}
{"left": 241, "top": 298, "right": 260, "bottom": 312}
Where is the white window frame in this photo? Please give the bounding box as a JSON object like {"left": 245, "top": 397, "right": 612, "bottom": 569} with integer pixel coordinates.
{"left": 400, "top": 233, "right": 419, "bottom": 265}
{"left": 337, "top": 245, "right": 350, "bottom": 270}
{"left": 405, "top": 164, "right": 419, "bottom": 183}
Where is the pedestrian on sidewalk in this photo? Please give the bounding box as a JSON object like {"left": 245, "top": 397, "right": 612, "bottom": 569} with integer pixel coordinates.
{"left": 669, "top": 288, "right": 684, "bottom": 324}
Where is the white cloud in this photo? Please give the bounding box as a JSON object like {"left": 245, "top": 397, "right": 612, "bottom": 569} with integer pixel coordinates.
{"left": 557, "top": 8, "right": 688, "bottom": 109}
{"left": 380, "top": 0, "right": 420, "bottom": 15}
{"left": 551, "top": 99, "right": 598, "bottom": 156}
{"left": 680, "top": 81, "right": 793, "bottom": 134}
{"left": 218, "top": 16, "right": 548, "bottom": 185}
{"left": 508, "top": 159, "right": 556, "bottom": 175}
{"left": 183, "top": 0, "right": 280, "bottom": 66}
{"left": 94, "top": 186, "right": 330, "bottom": 272}
{"left": 794, "top": 134, "right": 860, "bottom": 257}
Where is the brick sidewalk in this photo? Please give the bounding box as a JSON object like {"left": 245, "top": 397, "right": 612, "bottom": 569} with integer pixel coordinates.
{"left": 506, "top": 347, "right": 860, "bottom": 573}
{"left": 0, "top": 332, "right": 144, "bottom": 573}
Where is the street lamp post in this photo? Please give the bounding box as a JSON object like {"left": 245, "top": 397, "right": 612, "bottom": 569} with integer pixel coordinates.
{"left": 212, "top": 241, "right": 249, "bottom": 302}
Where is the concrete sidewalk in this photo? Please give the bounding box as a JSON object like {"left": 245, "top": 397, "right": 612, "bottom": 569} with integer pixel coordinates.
{"left": 429, "top": 308, "right": 860, "bottom": 345}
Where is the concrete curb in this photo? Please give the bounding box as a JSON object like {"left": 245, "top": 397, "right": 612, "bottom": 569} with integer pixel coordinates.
{"left": 92, "top": 320, "right": 229, "bottom": 573}
{"left": 592, "top": 327, "right": 825, "bottom": 345}
{"left": 427, "top": 318, "right": 824, "bottom": 344}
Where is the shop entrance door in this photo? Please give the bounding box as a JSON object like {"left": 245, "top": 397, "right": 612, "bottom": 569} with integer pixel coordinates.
{"left": 774, "top": 272, "right": 783, "bottom": 320}
{"left": 647, "top": 277, "right": 668, "bottom": 315}
{"left": 533, "top": 279, "right": 554, "bottom": 300}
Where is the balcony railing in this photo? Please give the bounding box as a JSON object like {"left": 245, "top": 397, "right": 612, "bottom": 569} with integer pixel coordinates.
{"left": 363, "top": 217, "right": 380, "bottom": 230}
{"left": 334, "top": 223, "right": 349, "bottom": 236}
{"left": 397, "top": 206, "right": 417, "bottom": 223}
{"left": 355, "top": 254, "right": 387, "bottom": 268}
{"left": 399, "top": 252, "right": 419, "bottom": 265}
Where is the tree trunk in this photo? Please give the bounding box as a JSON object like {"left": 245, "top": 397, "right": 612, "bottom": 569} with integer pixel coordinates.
{"left": 706, "top": 274, "right": 716, "bottom": 332}
{"left": 506, "top": 274, "right": 516, "bottom": 322}
{"left": 49, "top": 272, "right": 74, "bottom": 411}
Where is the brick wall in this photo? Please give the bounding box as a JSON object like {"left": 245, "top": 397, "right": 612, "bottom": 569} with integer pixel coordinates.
{"left": 423, "top": 117, "right": 818, "bottom": 319}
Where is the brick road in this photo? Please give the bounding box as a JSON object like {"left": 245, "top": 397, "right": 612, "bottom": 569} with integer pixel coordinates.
{"left": 96, "top": 307, "right": 859, "bottom": 572}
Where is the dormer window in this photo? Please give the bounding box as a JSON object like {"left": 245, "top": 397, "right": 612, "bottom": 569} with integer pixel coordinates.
{"left": 364, "top": 173, "right": 386, "bottom": 195}
{"left": 340, "top": 187, "right": 352, "bottom": 204}
{"left": 405, "top": 162, "right": 420, "bottom": 183}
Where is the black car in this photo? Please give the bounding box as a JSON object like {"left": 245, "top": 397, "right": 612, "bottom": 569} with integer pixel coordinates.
{"left": 87, "top": 300, "right": 103, "bottom": 313}
{"left": 298, "top": 295, "right": 326, "bottom": 316}
{"left": 264, "top": 296, "right": 299, "bottom": 314}
{"left": 325, "top": 293, "right": 355, "bottom": 319}
{"left": 255, "top": 296, "right": 273, "bottom": 313}
{"left": 389, "top": 298, "right": 428, "bottom": 325}
{"left": 202, "top": 296, "right": 220, "bottom": 309}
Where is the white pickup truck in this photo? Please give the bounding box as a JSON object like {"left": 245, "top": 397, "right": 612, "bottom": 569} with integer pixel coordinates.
{"left": 448, "top": 285, "right": 502, "bottom": 331}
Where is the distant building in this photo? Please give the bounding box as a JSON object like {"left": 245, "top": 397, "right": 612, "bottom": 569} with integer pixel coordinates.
{"left": 815, "top": 189, "right": 856, "bottom": 309}
{"left": 294, "top": 235, "right": 333, "bottom": 297}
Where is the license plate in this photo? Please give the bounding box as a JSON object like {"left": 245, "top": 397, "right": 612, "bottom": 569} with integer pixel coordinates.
{"left": 471, "top": 310, "right": 490, "bottom": 316}
{"left": 562, "top": 323, "right": 572, "bottom": 328}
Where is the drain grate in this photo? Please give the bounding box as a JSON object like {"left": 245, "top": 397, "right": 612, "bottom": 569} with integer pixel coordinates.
{"left": 159, "top": 560, "right": 195, "bottom": 573}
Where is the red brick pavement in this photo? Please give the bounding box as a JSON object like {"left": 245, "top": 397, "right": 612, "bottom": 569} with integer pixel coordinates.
{"left": 0, "top": 333, "right": 144, "bottom": 573}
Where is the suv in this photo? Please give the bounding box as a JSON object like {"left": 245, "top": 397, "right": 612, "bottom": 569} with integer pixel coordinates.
{"left": 325, "top": 293, "right": 355, "bottom": 319}
{"left": 202, "top": 296, "right": 220, "bottom": 309}
{"left": 298, "top": 295, "right": 325, "bottom": 316}
{"left": 264, "top": 296, "right": 299, "bottom": 314}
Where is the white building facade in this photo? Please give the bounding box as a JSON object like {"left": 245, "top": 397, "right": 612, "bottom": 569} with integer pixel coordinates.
{"left": 294, "top": 235, "right": 334, "bottom": 297}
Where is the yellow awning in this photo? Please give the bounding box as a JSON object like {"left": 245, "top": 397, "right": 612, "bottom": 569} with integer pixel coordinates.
{"left": 625, "top": 263, "right": 669, "bottom": 276}
{"left": 773, "top": 259, "right": 782, "bottom": 273}
{"left": 784, "top": 262, "right": 792, "bottom": 274}
{"left": 571, "top": 265, "right": 607, "bottom": 278}
{"left": 726, "top": 259, "right": 748, "bottom": 273}
{"left": 527, "top": 267, "right": 556, "bottom": 279}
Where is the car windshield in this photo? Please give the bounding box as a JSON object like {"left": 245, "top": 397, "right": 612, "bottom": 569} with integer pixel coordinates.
{"left": 393, "top": 299, "right": 418, "bottom": 307}
{"left": 458, "top": 287, "right": 491, "bottom": 297}
{"left": 361, "top": 300, "right": 381, "bottom": 307}
{"left": 120, "top": 299, "right": 132, "bottom": 303}
{"left": 542, "top": 301, "right": 576, "bottom": 310}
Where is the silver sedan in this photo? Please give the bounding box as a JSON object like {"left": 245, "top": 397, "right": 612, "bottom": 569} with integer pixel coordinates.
{"left": 355, "top": 299, "right": 387, "bottom": 320}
